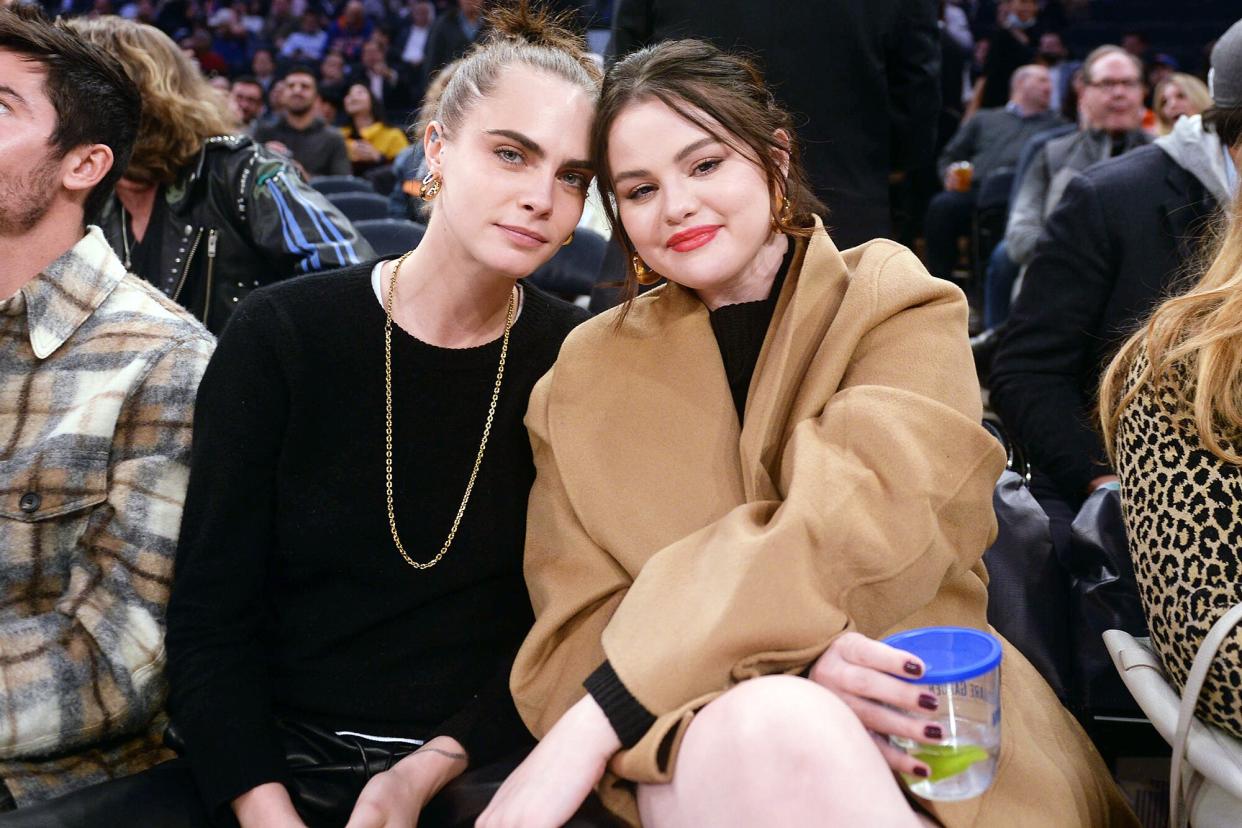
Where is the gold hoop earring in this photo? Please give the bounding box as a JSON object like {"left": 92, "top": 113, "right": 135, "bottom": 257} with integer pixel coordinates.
{"left": 771, "top": 197, "right": 792, "bottom": 232}
{"left": 632, "top": 253, "right": 660, "bottom": 286}
{"left": 562, "top": 232, "right": 574, "bottom": 247}
{"left": 419, "top": 172, "right": 442, "bottom": 201}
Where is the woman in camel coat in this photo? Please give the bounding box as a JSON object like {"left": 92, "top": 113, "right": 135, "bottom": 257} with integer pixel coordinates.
{"left": 482, "top": 38, "right": 1137, "bottom": 828}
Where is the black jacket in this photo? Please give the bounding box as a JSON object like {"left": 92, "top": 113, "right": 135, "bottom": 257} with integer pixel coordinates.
{"left": 98, "top": 134, "right": 373, "bottom": 334}
{"left": 990, "top": 144, "right": 1221, "bottom": 504}
{"left": 610, "top": 0, "right": 941, "bottom": 250}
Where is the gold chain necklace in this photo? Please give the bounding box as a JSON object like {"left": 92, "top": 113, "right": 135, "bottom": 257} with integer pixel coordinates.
{"left": 384, "top": 250, "right": 517, "bottom": 569}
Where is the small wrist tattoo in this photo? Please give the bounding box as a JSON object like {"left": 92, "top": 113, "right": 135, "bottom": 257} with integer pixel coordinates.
{"left": 415, "top": 746, "right": 467, "bottom": 762}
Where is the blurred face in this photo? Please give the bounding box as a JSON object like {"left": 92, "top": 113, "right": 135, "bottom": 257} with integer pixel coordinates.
{"left": 321, "top": 53, "right": 344, "bottom": 81}
{"left": 608, "top": 98, "right": 781, "bottom": 300}
{"left": 1159, "top": 80, "right": 1195, "bottom": 122}
{"left": 425, "top": 65, "right": 593, "bottom": 277}
{"left": 1081, "top": 53, "right": 1144, "bottom": 132}
{"left": 343, "top": 84, "right": 372, "bottom": 117}
{"left": 344, "top": 1, "right": 363, "bottom": 26}
{"left": 459, "top": 0, "right": 482, "bottom": 17}
{"left": 362, "top": 40, "right": 383, "bottom": 68}
{"left": 0, "top": 51, "right": 72, "bottom": 236}
{"left": 269, "top": 80, "right": 286, "bottom": 111}
{"left": 1038, "top": 33, "right": 1065, "bottom": 61}
{"left": 252, "top": 50, "right": 274, "bottom": 76}
{"left": 412, "top": 2, "right": 431, "bottom": 26}
{"left": 283, "top": 72, "right": 317, "bottom": 115}
{"left": 1011, "top": 0, "right": 1037, "bottom": 22}
{"left": 230, "top": 81, "right": 264, "bottom": 122}
{"left": 1015, "top": 66, "right": 1052, "bottom": 111}
{"left": 208, "top": 74, "right": 230, "bottom": 93}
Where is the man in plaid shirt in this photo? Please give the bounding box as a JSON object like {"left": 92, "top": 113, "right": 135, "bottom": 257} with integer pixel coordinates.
{"left": 0, "top": 6, "right": 213, "bottom": 810}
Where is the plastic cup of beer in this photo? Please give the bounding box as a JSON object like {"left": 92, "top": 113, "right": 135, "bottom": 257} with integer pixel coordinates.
{"left": 947, "top": 160, "right": 974, "bottom": 191}
{"left": 882, "top": 626, "right": 1002, "bottom": 801}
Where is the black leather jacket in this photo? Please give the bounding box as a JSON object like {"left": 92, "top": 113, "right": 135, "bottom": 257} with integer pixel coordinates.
{"left": 98, "top": 134, "right": 374, "bottom": 334}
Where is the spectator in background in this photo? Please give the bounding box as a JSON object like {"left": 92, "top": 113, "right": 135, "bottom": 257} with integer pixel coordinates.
{"left": 1122, "top": 29, "right": 1151, "bottom": 64}
{"left": 0, "top": 5, "right": 213, "bottom": 811}
{"left": 357, "top": 35, "right": 410, "bottom": 120}
{"left": 610, "top": 0, "right": 941, "bottom": 250}
{"left": 250, "top": 46, "right": 276, "bottom": 92}
{"left": 925, "top": 64, "right": 1061, "bottom": 281}
{"left": 398, "top": 0, "right": 434, "bottom": 85}
{"left": 1004, "top": 45, "right": 1149, "bottom": 268}
{"left": 255, "top": 67, "right": 352, "bottom": 176}
{"left": 1155, "top": 72, "right": 1213, "bottom": 135}
{"left": 320, "top": 48, "right": 348, "bottom": 85}
{"left": 991, "top": 17, "right": 1242, "bottom": 550}
{"left": 1036, "top": 30, "right": 1080, "bottom": 116}
{"left": 341, "top": 82, "right": 408, "bottom": 177}
{"left": 181, "top": 25, "right": 227, "bottom": 75}
{"left": 280, "top": 10, "right": 327, "bottom": 62}
{"left": 424, "top": 0, "right": 482, "bottom": 81}
{"left": 262, "top": 0, "right": 297, "bottom": 48}
{"left": 327, "top": 0, "right": 372, "bottom": 63}
{"left": 207, "top": 7, "right": 252, "bottom": 75}
{"left": 70, "top": 22, "right": 368, "bottom": 334}
{"left": 973, "top": 0, "right": 1041, "bottom": 112}
{"left": 229, "top": 74, "right": 266, "bottom": 134}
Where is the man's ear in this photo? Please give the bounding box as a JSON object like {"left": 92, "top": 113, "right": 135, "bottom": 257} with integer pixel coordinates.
{"left": 772, "top": 128, "right": 791, "bottom": 180}
{"left": 423, "top": 119, "right": 445, "bottom": 173}
{"left": 61, "top": 144, "right": 115, "bottom": 195}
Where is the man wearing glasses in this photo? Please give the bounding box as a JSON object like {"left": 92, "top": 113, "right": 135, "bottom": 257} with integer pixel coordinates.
{"left": 1004, "top": 45, "right": 1149, "bottom": 268}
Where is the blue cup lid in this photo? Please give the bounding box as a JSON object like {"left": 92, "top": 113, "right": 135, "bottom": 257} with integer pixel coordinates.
{"left": 882, "top": 626, "right": 1002, "bottom": 685}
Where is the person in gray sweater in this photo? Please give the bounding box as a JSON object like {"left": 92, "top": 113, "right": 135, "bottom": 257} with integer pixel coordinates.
{"left": 924, "top": 64, "right": 1062, "bottom": 281}
{"left": 1003, "top": 45, "right": 1149, "bottom": 267}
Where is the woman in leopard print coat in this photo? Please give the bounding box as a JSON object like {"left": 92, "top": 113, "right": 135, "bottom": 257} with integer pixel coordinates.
{"left": 1100, "top": 145, "right": 1242, "bottom": 739}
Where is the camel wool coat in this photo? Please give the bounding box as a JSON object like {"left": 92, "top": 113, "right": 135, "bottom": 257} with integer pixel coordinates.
{"left": 511, "top": 221, "right": 1137, "bottom": 827}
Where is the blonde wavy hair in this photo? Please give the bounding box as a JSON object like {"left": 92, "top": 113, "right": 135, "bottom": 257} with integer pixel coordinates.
{"left": 1155, "top": 73, "right": 1213, "bottom": 135}
{"left": 1101, "top": 189, "right": 1242, "bottom": 463}
{"left": 69, "top": 17, "right": 237, "bottom": 185}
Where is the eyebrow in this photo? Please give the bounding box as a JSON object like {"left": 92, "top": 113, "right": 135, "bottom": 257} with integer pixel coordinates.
{"left": 613, "top": 136, "right": 722, "bottom": 184}
{"left": 485, "top": 128, "right": 593, "bottom": 172}
{"left": 0, "top": 84, "right": 28, "bottom": 109}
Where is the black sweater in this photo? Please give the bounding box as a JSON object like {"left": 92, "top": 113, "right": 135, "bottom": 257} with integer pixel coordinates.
{"left": 165, "top": 264, "right": 587, "bottom": 811}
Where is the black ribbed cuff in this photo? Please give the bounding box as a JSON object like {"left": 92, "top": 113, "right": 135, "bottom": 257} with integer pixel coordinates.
{"left": 584, "top": 660, "right": 656, "bottom": 749}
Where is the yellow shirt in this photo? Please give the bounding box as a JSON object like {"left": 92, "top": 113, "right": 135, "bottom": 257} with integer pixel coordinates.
{"left": 341, "top": 121, "right": 410, "bottom": 163}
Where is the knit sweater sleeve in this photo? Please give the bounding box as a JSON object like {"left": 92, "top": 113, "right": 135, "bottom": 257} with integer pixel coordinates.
{"left": 164, "top": 292, "right": 294, "bottom": 815}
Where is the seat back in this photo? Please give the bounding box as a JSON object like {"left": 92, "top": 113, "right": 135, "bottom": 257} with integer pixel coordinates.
{"left": 354, "top": 219, "right": 426, "bottom": 258}
{"left": 327, "top": 192, "right": 390, "bottom": 222}
{"left": 309, "top": 175, "right": 375, "bottom": 195}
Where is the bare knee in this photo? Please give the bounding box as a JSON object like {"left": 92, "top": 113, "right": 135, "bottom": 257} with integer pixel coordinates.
{"left": 681, "top": 675, "right": 870, "bottom": 769}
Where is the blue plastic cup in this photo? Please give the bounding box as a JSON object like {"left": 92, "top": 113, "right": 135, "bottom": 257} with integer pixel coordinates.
{"left": 882, "top": 626, "right": 1003, "bottom": 801}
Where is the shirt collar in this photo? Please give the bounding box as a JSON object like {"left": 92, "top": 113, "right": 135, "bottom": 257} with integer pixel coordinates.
{"left": 19, "top": 225, "right": 127, "bottom": 359}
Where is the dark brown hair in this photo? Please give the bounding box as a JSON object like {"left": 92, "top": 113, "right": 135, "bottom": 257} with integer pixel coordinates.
{"left": 0, "top": 4, "right": 141, "bottom": 222}
{"left": 593, "top": 38, "right": 826, "bottom": 304}
{"left": 1203, "top": 104, "right": 1242, "bottom": 150}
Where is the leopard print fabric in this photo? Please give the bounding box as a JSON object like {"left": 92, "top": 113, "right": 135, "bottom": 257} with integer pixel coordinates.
{"left": 1114, "top": 354, "right": 1242, "bottom": 739}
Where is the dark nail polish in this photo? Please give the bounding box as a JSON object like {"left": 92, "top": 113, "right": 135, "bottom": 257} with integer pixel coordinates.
{"left": 912, "top": 765, "right": 930, "bottom": 778}
{"left": 924, "top": 724, "right": 943, "bottom": 740}
{"left": 918, "top": 694, "right": 939, "bottom": 711}
{"left": 903, "top": 660, "right": 922, "bottom": 677}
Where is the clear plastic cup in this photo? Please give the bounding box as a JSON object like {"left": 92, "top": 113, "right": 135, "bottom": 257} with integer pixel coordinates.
{"left": 882, "top": 626, "right": 1003, "bottom": 801}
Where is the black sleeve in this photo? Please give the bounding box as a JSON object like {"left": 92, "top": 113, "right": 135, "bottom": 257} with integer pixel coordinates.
{"left": 430, "top": 659, "right": 533, "bottom": 765}
{"left": 887, "top": 0, "right": 942, "bottom": 172}
{"left": 165, "top": 293, "right": 293, "bottom": 814}
{"left": 989, "top": 172, "right": 1116, "bottom": 502}
{"left": 608, "top": 0, "right": 654, "bottom": 64}
{"left": 583, "top": 661, "right": 656, "bottom": 749}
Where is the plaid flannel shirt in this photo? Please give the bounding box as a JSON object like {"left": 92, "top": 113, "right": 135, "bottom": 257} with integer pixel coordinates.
{"left": 0, "top": 227, "right": 213, "bottom": 808}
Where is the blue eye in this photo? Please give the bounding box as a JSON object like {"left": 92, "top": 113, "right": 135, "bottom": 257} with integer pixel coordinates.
{"left": 496, "top": 147, "right": 523, "bottom": 165}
